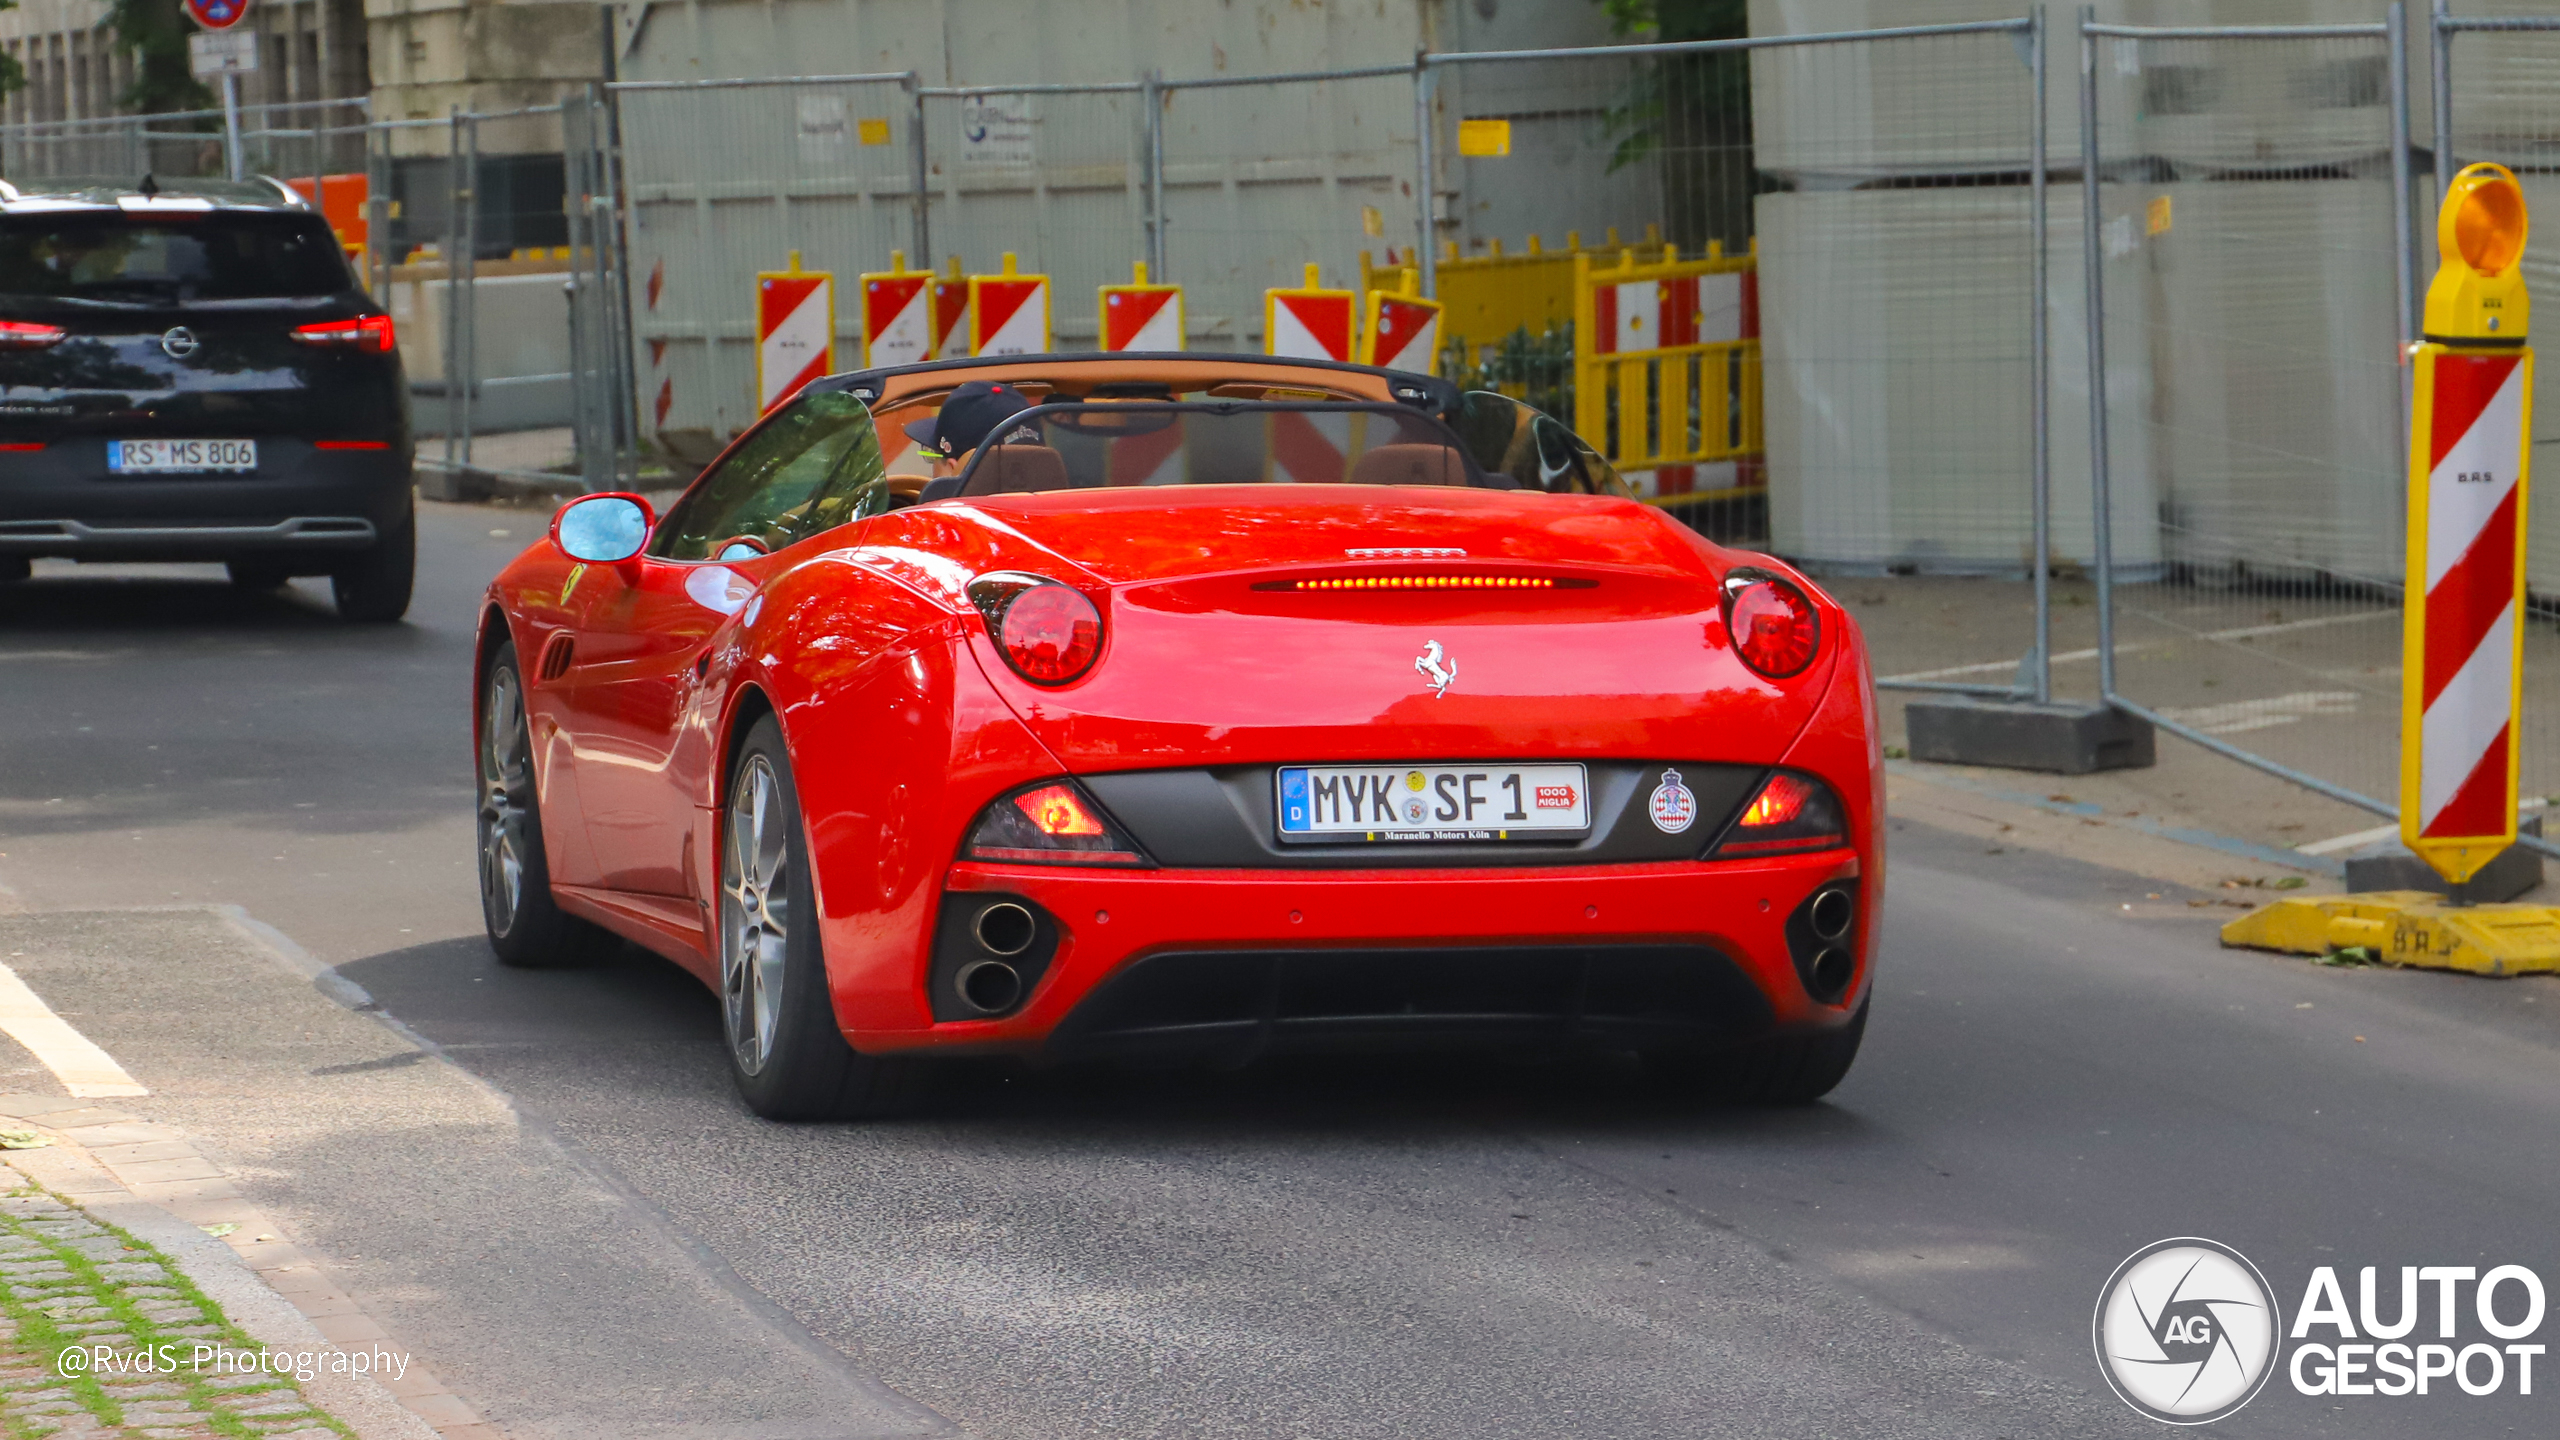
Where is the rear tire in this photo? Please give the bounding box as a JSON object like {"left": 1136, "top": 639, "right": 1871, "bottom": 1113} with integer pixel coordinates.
{"left": 478, "top": 643, "right": 615, "bottom": 968}
{"left": 333, "top": 508, "right": 415, "bottom": 622}
{"left": 226, "top": 560, "right": 293, "bottom": 590}
{"left": 1658, "top": 998, "right": 1869, "bottom": 1106}
{"left": 721, "top": 715, "right": 925, "bottom": 1120}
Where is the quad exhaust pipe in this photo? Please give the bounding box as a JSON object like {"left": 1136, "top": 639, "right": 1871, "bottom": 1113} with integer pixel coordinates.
{"left": 972, "top": 901, "right": 1038, "bottom": 956}
{"left": 1807, "top": 888, "right": 1854, "bottom": 943}
{"left": 955, "top": 958, "right": 1025, "bottom": 1014}
{"left": 934, "top": 897, "right": 1054, "bottom": 1021}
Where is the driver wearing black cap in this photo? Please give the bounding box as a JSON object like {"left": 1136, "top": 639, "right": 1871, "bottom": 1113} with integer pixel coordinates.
{"left": 904, "top": 380, "right": 1038, "bottom": 478}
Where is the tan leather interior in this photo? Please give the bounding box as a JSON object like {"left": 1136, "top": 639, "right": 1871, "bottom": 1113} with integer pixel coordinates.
{"left": 885, "top": 473, "right": 931, "bottom": 499}
{"left": 973, "top": 444, "right": 1073, "bottom": 494}
{"left": 1347, "top": 443, "right": 1463, "bottom": 488}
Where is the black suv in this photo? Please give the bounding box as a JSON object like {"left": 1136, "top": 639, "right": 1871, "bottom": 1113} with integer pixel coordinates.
{"left": 0, "top": 175, "right": 414, "bottom": 620}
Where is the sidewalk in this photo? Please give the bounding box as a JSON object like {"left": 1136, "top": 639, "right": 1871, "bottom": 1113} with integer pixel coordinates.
{"left": 0, "top": 1103, "right": 451, "bottom": 1440}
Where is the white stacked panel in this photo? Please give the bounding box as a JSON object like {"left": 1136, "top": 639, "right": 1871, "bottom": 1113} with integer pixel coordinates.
{"left": 2141, "top": 178, "right": 2404, "bottom": 586}
{"left": 1759, "top": 187, "right": 2158, "bottom": 573}
{"left": 1748, "top": 0, "right": 2086, "bottom": 183}
{"left": 2122, "top": 1, "right": 2395, "bottom": 176}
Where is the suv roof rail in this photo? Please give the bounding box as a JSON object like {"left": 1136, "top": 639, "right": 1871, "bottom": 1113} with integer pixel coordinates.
{"left": 0, "top": 179, "right": 16, "bottom": 200}
{"left": 257, "top": 175, "right": 309, "bottom": 208}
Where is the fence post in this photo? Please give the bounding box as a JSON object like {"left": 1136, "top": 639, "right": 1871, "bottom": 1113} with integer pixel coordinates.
{"left": 2030, "top": 4, "right": 2052, "bottom": 704}
{"left": 458, "top": 112, "right": 480, "bottom": 473}
{"left": 907, "top": 75, "right": 931, "bottom": 266}
{"left": 442, "top": 106, "right": 463, "bottom": 480}
{"left": 1143, "top": 69, "right": 1167, "bottom": 280}
{"left": 2390, "top": 2, "right": 2418, "bottom": 361}
{"left": 220, "top": 73, "right": 244, "bottom": 181}
{"left": 2076, "top": 7, "right": 2117, "bottom": 701}
{"left": 1412, "top": 57, "right": 1437, "bottom": 300}
{"left": 2431, "top": 0, "right": 2454, "bottom": 197}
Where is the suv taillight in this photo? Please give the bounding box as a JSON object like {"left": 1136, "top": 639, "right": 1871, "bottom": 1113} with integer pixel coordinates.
{"left": 291, "top": 315, "right": 395, "bottom": 352}
{"left": 0, "top": 321, "right": 65, "bottom": 350}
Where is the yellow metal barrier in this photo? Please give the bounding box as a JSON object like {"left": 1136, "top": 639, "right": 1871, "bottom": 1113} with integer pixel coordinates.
{"left": 1571, "top": 242, "right": 1763, "bottom": 504}
{"left": 1363, "top": 225, "right": 1659, "bottom": 364}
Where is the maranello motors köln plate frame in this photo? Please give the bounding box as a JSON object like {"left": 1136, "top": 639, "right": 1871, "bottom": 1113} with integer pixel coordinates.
{"left": 1277, "top": 763, "right": 1590, "bottom": 843}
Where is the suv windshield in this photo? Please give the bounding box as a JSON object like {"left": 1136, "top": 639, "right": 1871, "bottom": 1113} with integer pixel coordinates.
{"left": 0, "top": 213, "right": 352, "bottom": 301}
{"left": 944, "top": 403, "right": 1497, "bottom": 497}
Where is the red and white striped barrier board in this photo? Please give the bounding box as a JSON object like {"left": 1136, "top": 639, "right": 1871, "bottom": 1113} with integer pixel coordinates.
{"left": 1362, "top": 276, "right": 1441, "bottom": 376}
{"left": 928, "top": 262, "right": 970, "bottom": 360}
{"left": 1266, "top": 264, "right": 1357, "bottom": 363}
{"left": 861, "top": 250, "right": 931, "bottom": 369}
{"left": 971, "top": 252, "right": 1050, "bottom": 356}
{"left": 2404, "top": 348, "right": 2532, "bottom": 864}
{"left": 1101, "top": 261, "right": 1183, "bottom": 352}
{"left": 1591, "top": 272, "right": 1752, "bottom": 356}
{"left": 1266, "top": 409, "right": 1358, "bottom": 484}
{"left": 755, "top": 256, "right": 833, "bottom": 415}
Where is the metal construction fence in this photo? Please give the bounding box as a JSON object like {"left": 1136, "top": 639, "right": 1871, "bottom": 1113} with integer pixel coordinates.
{"left": 19, "top": 6, "right": 2560, "bottom": 839}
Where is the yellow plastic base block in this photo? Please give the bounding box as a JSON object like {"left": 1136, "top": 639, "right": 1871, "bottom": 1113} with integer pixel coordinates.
{"left": 2220, "top": 891, "right": 2560, "bottom": 976}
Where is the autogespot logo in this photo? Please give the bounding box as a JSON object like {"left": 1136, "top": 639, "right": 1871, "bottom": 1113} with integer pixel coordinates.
{"left": 2094, "top": 1238, "right": 2282, "bottom": 1424}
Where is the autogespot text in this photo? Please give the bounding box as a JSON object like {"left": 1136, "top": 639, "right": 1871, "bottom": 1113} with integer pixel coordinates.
{"left": 2291, "top": 1265, "right": 2545, "bottom": 1398}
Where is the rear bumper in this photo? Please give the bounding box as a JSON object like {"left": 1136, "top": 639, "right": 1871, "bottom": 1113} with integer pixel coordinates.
{"left": 0, "top": 440, "right": 412, "bottom": 559}
{"left": 847, "top": 849, "right": 1871, "bottom": 1058}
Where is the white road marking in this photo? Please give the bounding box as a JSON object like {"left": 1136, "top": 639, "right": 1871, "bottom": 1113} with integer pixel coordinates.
{"left": 0, "top": 963, "right": 145, "bottom": 1097}
{"left": 2155, "top": 690, "right": 2360, "bottom": 736}
{"left": 2297, "top": 797, "right": 2549, "bottom": 856}
{"left": 1879, "top": 607, "right": 2398, "bottom": 684}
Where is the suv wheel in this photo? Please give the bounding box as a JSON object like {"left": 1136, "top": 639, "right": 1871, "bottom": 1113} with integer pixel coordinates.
{"left": 334, "top": 506, "right": 416, "bottom": 622}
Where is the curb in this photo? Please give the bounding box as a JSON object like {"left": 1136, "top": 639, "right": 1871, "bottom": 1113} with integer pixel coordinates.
{"left": 0, "top": 1097, "right": 496, "bottom": 1440}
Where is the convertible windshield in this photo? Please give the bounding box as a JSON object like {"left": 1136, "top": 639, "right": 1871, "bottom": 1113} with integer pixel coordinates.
{"left": 941, "top": 403, "right": 1499, "bottom": 498}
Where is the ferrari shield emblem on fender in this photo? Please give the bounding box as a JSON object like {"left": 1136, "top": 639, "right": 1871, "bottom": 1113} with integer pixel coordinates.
{"left": 1413, "top": 640, "right": 1456, "bottom": 696}
{"left": 1648, "top": 769, "right": 1698, "bottom": 834}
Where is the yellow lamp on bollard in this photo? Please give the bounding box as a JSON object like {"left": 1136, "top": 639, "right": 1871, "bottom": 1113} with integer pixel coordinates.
{"left": 2223, "top": 164, "right": 2559, "bottom": 973}
{"left": 2424, "top": 163, "right": 2529, "bottom": 344}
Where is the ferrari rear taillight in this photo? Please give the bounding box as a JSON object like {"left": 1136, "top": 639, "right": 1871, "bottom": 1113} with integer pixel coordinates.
{"left": 1714, "top": 771, "right": 1847, "bottom": 857}
{"left": 0, "top": 321, "right": 66, "bottom": 350}
{"left": 1722, "top": 568, "right": 1820, "bottom": 679}
{"left": 968, "top": 573, "right": 1104, "bottom": 685}
{"left": 290, "top": 314, "right": 396, "bottom": 352}
{"left": 965, "top": 780, "right": 1148, "bottom": 866}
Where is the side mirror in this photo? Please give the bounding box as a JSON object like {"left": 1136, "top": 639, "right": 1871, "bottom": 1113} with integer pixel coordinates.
{"left": 552, "top": 493, "right": 653, "bottom": 564}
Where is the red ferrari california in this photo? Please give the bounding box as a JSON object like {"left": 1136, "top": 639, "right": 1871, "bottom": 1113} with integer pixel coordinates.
{"left": 474, "top": 353, "right": 1880, "bottom": 1118}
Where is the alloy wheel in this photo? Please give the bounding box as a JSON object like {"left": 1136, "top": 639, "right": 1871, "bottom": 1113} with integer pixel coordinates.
{"left": 477, "top": 666, "right": 532, "bottom": 936}
{"left": 722, "top": 754, "right": 791, "bottom": 1076}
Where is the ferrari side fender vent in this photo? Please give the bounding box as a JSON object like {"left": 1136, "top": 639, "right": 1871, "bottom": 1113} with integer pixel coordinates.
{"left": 536, "top": 631, "right": 576, "bottom": 683}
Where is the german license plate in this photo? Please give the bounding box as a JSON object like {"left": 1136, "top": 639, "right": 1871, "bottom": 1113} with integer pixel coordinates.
{"left": 107, "top": 439, "right": 256, "bottom": 474}
{"left": 1277, "top": 763, "right": 1590, "bottom": 842}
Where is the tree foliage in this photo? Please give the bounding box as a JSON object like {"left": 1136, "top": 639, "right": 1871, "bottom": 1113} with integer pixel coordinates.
{"left": 0, "top": 0, "right": 24, "bottom": 97}
{"left": 1591, "top": 0, "right": 1756, "bottom": 251}
{"left": 105, "top": 0, "right": 215, "bottom": 114}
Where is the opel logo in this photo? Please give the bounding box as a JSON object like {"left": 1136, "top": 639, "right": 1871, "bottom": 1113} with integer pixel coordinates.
{"left": 160, "top": 327, "right": 199, "bottom": 360}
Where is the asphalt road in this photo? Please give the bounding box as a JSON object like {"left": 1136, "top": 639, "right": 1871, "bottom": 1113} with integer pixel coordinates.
{"left": 2, "top": 504, "right": 2557, "bottom": 1438}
